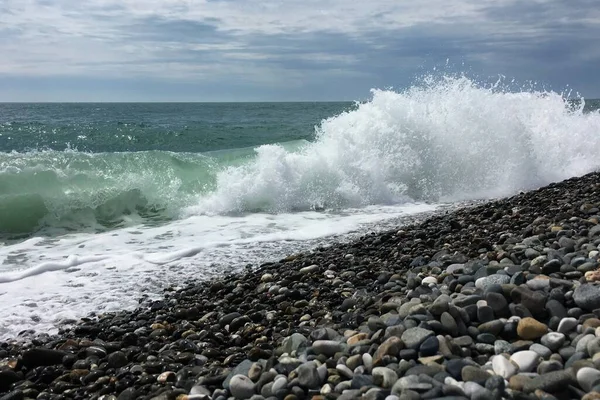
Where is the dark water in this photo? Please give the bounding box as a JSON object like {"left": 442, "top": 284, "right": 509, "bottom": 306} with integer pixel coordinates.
{"left": 0, "top": 102, "right": 352, "bottom": 153}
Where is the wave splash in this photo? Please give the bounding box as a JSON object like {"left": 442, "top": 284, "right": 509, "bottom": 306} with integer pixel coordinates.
{"left": 2, "top": 76, "right": 600, "bottom": 237}
{"left": 191, "top": 76, "right": 600, "bottom": 214}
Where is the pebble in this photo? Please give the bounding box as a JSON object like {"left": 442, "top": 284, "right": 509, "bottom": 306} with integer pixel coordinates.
{"left": 578, "top": 367, "right": 600, "bottom": 392}
{"left": 574, "top": 284, "right": 600, "bottom": 311}
{"left": 229, "top": 375, "right": 256, "bottom": 399}
{"left": 517, "top": 318, "right": 548, "bottom": 340}
{"left": 401, "top": 328, "right": 434, "bottom": 350}
{"left": 492, "top": 355, "right": 518, "bottom": 378}
{"left": 372, "top": 367, "right": 398, "bottom": 389}
{"left": 510, "top": 351, "right": 541, "bottom": 372}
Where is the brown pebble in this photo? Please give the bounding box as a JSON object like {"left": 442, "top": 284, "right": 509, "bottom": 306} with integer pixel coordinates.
{"left": 583, "top": 392, "right": 600, "bottom": 400}
{"left": 583, "top": 318, "right": 600, "bottom": 330}
{"left": 347, "top": 333, "right": 369, "bottom": 345}
{"left": 517, "top": 317, "right": 548, "bottom": 340}
{"left": 509, "top": 375, "right": 532, "bottom": 391}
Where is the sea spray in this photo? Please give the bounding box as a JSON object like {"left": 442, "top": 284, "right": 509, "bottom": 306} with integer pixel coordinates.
{"left": 190, "top": 76, "right": 600, "bottom": 214}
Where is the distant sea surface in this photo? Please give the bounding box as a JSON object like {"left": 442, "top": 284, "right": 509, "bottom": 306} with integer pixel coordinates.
{"left": 1, "top": 78, "right": 599, "bottom": 339}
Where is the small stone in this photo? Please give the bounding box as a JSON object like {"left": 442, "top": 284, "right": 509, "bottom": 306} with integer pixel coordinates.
{"left": 336, "top": 364, "right": 353, "bottom": 379}
{"left": 574, "top": 285, "right": 600, "bottom": 311}
{"left": 373, "top": 337, "right": 403, "bottom": 366}
{"left": 492, "top": 355, "right": 518, "bottom": 379}
{"left": 372, "top": 367, "right": 398, "bottom": 389}
{"left": 230, "top": 375, "right": 256, "bottom": 399}
{"left": 540, "top": 333, "right": 566, "bottom": 352}
{"left": 577, "top": 367, "right": 600, "bottom": 392}
{"left": 401, "top": 327, "right": 434, "bottom": 350}
{"left": 21, "top": 348, "right": 67, "bottom": 367}
{"left": 248, "top": 363, "right": 263, "bottom": 382}
{"left": 557, "top": 317, "right": 579, "bottom": 334}
{"left": 157, "top": 371, "right": 176, "bottom": 383}
{"left": 107, "top": 351, "right": 128, "bottom": 369}
{"left": 440, "top": 312, "right": 458, "bottom": 336}
{"left": 517, "top": 318, "right": 548, "bottom": 340}
{"left": 510, "top": 351, "right": 541, "bottom": 372}
{"left": 461, "top": 366, "right": 490, "bottom": 384}
{"left": 522, "top": 370, "right": 574, "bottom": 393}
{"left": 281, "top": 333, "right": 309, "bottom": 354}
{"left": 476, "top": 275, "right": 510, "bottom": 291}
{"left": 299, "top": 264, "right": 319, "bottom": 274}
{"left": 297, "top": 362, "right": 321, "bottom": 389}
{"left": 347, "top": 333, "right": 369, "bottom": 346}
{"left": 312, "top": 340, "right": 344, "bottom": 356}
{"left": 530, "top": 344, "right": 552, "bottom": 359}
{"left": 419, "top": 336, "right": 439, "bottom": 357}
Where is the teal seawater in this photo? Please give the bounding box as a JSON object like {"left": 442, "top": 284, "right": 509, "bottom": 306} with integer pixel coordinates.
{"left": 1, "top": 95, "right": 599, "bottom": 239}
{"left": 0, "top": 103, "right": 352, "bottom": 238}
{"left": 0, "top": 102, "right": 351, "bottom": 153}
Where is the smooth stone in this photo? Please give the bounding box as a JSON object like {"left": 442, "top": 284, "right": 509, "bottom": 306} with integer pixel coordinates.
{"left": 299, "top": 264, "right": 319, "bottom": 274}
{"left": 540, "top": 332, "right": 566, "bottom": 352}
{"left": 537, "top": 360, "right": 563, "bottom": 375}
{"left": 271, "top": 377, "right": 288, "bottom": 394}
{"left": 21, "top": 348, "right": 67, "bottom": 367}
{"left": 574, "top": 285, "right": 600, "bottom": 311}
{"left": 391, "top": 375, "right": 432, "bottom": 394}
{"left": 517, "top": 318, "right": 548, "bottom": 340}
{"left": 441, "top": 312, "right": 458, "bottom": 336}
{"left": 224, "top": 360, "right": 254, "bottom": 389}
{"left": 476, "top": 275, "right": 510, "bottom": 291}
{"left": 281, "top": 333, "right": 309, "bottom": 354}
{"left": 230, "top": 375, "right": 256, "bottom": 399}
{"left": 463, "top": 381, "right": 488, "bottom": 399}
{"left": 510, "top": 351, "right": 541, "bottom": 372}
{"left": 297, "top": 362, "right": 321, "bottom": 389}
{"left": 363, "top": 353, "right": 373, "bottom": 371}
{"left": 577, "top": 334, "right": 596, "bottom": 356}
{"left": 478, "top": 320, "right": 504, "bottom": 336}
{"left": 461, "top": 366, "right": 490, "bottom": 384}
{"left": 336, "top": 364, "right": 354, "bottom": 379}
{"left": 351, "top": 374, "right": 374, "bottom": 389}
{"left": 492, "top": 355, "right": 518, "bottom": 379}
{"left": 419, "top": 336, "right": 439, "bottom": 357}
{"left": 372, "top": 367, "right": 399, "bottom": 389}
{"left": 107, "top": 351, "right": 128, "bottom": 368}
{"left": 557, "top": 317, "right": 579, "bottom": 334}
{"left": 312, "top": 340, "right": 344, "bottom": 356}
{"left": 522, "top": 369, "right": 574, "bottom": 393}
{"left": 401, "top": 328, "right": 434, "bottom": 350}
{"left": 530, "top": 344, "right": 552, "bottom": 359}
{"left": 578, "top": 367, "right": 600, "bottom": 392}
{"left": 373, "top": 337, "right": 404, "bottom": 366}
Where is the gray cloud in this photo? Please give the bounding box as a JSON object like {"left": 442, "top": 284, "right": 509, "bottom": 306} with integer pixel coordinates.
{"left": 0, "top": 0, "right": 599, "bottom": 100}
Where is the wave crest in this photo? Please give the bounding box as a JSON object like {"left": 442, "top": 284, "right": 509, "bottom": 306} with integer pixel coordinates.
{"left": 189, "top": 76, "right": 600, "bottom": 214}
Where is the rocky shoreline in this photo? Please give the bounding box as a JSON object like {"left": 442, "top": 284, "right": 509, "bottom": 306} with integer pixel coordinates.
{"left": 3, "top": 172, "right": 600, "bottom": 400}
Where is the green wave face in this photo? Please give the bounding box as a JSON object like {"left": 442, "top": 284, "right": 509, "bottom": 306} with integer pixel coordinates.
{"left": 0, "top": 140, "right": 308, "bottom": 239}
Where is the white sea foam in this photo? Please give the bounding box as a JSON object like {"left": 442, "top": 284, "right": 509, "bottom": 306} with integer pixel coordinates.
{"left": 191, "top": 76, "right": 600, "bottom": 214}
{"left": 0, "top": 203, "right": 436, "bottom": 339}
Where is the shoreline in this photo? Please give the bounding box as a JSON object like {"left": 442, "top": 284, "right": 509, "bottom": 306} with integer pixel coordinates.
{"left": 2, "top": 172, "right": 600, "bottom": 399}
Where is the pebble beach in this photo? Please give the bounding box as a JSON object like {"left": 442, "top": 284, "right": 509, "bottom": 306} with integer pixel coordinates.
{"left": 4, "top": 171, "right": 600, "bottom": 400}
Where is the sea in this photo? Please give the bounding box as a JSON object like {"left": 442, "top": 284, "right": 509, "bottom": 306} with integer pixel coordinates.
{"left": 1, "top": 76, "right": 600, "bottom": 339}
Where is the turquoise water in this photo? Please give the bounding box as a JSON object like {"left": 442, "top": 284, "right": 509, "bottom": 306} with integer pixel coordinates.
{"left": 1, "top": 84, "right": 599, "bottom": 239}
{"left": 0, "top": 103, "right": 352, "bottom": 237}
{"left": 0, "top": 102, "right": 351, "bottom": 153}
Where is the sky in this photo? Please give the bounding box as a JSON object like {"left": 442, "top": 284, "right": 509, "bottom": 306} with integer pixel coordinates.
{"left": 0, "top": 0, "right": 599, "bottom": 102}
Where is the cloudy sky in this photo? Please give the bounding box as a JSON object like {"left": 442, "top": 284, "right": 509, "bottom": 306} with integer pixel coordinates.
{"left": 1, "top": 0, "right": 599, "bottom": 101}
